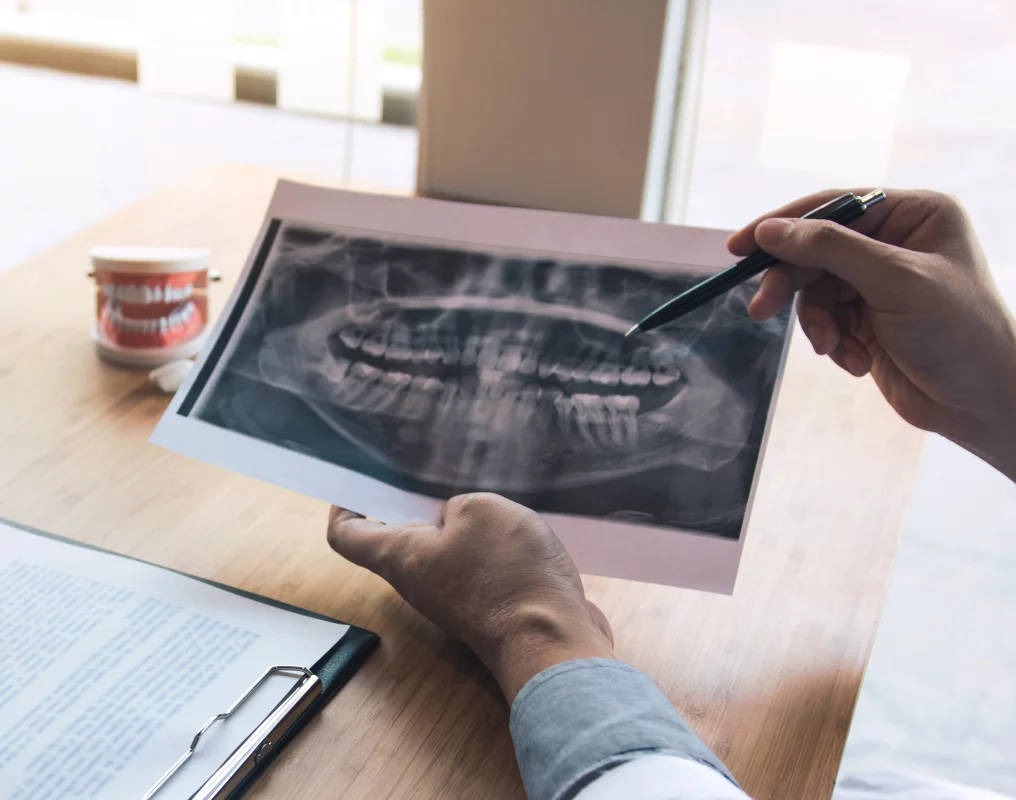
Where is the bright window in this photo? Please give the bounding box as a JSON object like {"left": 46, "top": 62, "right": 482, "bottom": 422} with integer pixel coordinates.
{"left": 669, "top": 0, "right": 1016, "bottom": 289}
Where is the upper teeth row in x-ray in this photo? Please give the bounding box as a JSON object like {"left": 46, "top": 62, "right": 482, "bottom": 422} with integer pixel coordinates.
{"left": 336, "top": 325, "right": 681, "bottom": 390}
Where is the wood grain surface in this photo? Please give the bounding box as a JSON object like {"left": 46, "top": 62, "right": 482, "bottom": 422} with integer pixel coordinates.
{"left": 0, "top": 164, "right": 925, "bottom": 799}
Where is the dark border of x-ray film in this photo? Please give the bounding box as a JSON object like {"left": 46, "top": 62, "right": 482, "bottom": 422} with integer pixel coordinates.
{"left": 179, "top": 218, "right": 283, "bottom": 417}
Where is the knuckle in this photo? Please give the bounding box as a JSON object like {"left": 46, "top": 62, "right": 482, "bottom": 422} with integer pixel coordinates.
{"left": 888, "top": 251, "right": 940, "bottom": 295}
{"left": 373, "top": 531, "right": 408, "bottom": 577}
{"left": 326, "top": 518, "right": 353, "bottom": 549}
{"left": 393, "top": 545, "right": 425, "bottom": 577}
{"left": 888, "top": 247, "right": 932, "bottom": 279}
{"left": 921, "top": 189, "right": 961, "bottom": 214}
{"left": 449, "top": 491, "right": 503, "bottom": 518}
{"left": 805, "top": 219, "right": 843, "bottom": 245}
{"left": 882, "top": 244, "right": 915, "bottom": 270}
{"left": 906, "top": 190, "right": 965, "bottom": 225}
{"left": 915, "top": 252, "right": 958, "bottom": 282}
{"left": 879, "top": 253, "right": 920, "bottom": 288}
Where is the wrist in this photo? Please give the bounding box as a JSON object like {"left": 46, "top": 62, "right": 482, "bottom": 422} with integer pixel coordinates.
{"left": 947, "top": 411, "right": 1016, "bottom": 482}
{"left": 944, "top": 313, "right": 1016, "bottom": 481}
{"left": 482, "top": 603, "right": 615, "bottom": 704}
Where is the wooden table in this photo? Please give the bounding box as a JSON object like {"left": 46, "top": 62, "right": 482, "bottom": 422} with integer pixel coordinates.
{"left": 0, "top": 164, "right": 925, "bottom": 799}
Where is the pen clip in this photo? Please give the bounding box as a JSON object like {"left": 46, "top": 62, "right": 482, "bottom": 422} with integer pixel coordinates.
{"left": 800, "top": 193, "right": 856, "bottom": 220}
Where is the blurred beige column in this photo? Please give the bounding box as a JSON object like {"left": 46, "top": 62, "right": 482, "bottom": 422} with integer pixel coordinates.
{"left": 417, "top": 0, "right": 688, "bottom": 219}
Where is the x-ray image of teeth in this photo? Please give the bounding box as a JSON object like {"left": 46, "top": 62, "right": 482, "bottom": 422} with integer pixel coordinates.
{"left": 190, "top": 220, "right": 791, "bottom": 540}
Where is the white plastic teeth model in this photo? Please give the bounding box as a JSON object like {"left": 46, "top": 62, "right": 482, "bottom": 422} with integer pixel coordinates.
{"left": 101, "top": 283, "right": 194, "bottom": 303}
{"left": 106, "top": 301, "right": 197, "bottom": 333}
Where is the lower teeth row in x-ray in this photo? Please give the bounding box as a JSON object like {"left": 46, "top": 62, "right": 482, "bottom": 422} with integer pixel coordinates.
{"left": 193, "top": 221, "right": 791, "bottom": 539}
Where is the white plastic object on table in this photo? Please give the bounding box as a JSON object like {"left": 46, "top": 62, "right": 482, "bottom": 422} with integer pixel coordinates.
{"left": 149, "top": 360, "right": 195, "bottom": 394}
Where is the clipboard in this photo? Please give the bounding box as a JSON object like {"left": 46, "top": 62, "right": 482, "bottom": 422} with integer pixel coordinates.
{"left": 0, "top": 518, "right": 379, "bottom": 800}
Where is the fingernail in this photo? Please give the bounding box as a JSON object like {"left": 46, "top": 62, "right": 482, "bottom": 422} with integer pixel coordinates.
{"left": 814, "top": 326, "right": 837, "bottom": 355}
{"left": 756, "top": 218, "right": 794, "bottom": 248}
{"left": 805, "top": 325, "right": 824, "bottom": 354}
{"left": 844, "top": 353, "right": 864, "bottom": 376}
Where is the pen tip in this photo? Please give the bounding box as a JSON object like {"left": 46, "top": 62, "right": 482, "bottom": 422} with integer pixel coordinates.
{"left": 623, "top": 324, "right": 640, "bottom": 338}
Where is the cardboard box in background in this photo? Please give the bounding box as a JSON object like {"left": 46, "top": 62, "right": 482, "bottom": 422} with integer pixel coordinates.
{"left": 417, "top": 0, "right": 670, "bottom": 219}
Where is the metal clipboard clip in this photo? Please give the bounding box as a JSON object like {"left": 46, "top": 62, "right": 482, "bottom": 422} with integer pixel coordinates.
{"left": 144, "top": 665, "right": 323, "bottom": 800}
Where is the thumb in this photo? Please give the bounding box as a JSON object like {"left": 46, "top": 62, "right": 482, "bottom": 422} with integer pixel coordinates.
{"left": 327, "top": 507, "right": 404, "bottom": 576}
{"left": 755, "top": 217, "right": 909, "bottom": 300}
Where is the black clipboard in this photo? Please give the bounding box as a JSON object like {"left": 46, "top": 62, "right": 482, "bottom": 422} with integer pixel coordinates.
{"left": 0, "top": 517, "right": 379, "bottom": 800}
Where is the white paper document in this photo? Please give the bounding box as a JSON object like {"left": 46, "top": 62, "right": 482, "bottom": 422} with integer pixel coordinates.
{"left": 152, "top": 181, "right": 792, "bottom": 592}
{"left": 0, "top": 522, "right": 348, "bottom": 800}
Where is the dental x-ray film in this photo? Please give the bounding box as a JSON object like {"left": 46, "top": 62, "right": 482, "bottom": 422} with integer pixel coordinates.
{"left": 153, "top": 181, "right": 792, "bottom": 592}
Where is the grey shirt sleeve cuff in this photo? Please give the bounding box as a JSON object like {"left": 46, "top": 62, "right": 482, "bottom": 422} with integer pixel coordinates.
{"left": 509, "top": 658, "right": 737, "bottom": 800}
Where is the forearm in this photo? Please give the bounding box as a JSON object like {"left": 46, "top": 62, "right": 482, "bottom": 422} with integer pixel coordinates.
{"left": 509, "top": 659, "right": 746, "bottom": 800}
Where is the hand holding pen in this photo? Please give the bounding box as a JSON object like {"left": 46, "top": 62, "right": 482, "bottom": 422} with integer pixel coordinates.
{"left": 626, "top": 190, "right": 886, "bottom": 336}
{"left": 713, "top": 189, "right": 1016, "bottom": 480}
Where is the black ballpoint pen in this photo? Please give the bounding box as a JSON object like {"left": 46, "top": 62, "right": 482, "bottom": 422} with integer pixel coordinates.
{"left": 624, "top": 189, "right": 887, "bottom": 337}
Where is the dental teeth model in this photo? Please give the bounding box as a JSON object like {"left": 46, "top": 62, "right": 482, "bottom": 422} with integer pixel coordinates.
{"left": 89, "top": 246, "right": 212, "bottom": 367}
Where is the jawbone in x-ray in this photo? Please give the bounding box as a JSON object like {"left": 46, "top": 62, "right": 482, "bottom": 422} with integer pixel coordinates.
{"left": 193, "top": 220, "right": 790, "bottom": 540}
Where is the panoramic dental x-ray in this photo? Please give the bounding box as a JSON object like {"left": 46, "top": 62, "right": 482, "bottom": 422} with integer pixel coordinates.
{"left": 182, "top": 219, "right": 790, "bottom": 541}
